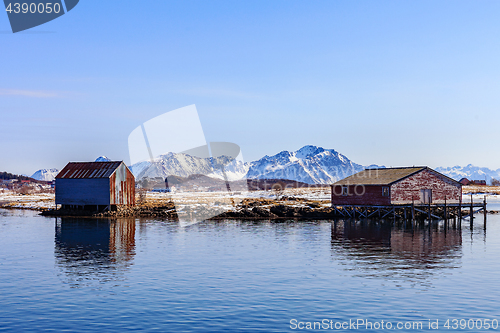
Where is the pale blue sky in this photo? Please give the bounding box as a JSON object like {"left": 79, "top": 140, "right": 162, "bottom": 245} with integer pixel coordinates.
{"left": 2, "top": 1, "right": 500, "bottom": 175}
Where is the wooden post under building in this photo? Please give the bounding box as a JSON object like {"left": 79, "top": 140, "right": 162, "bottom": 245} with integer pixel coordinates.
{"left": 484, "top": 196, "right": 487, "bottom": 229}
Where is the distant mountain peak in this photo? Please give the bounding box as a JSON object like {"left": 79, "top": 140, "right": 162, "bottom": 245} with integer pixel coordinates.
{"left": 246, "top": 145, "right": 371, "bottom": 184}
{"left": 30, "top": 168, "right": 59, "bottom": 181}
{"left": 435, "top": 164, "right": 500, "bottom": 184}
{"left": 296, "top": 145, "right": 323, "bottom": 159}
{"left": 95, "top": 156, "right": 111, "bottom": 162}
{"left": 128, "top": 152, "right": 249, "bottom": 182}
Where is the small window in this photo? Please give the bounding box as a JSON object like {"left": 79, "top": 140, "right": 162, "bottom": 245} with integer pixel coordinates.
{"left": 342, "top": 186, "right": 349, "bottom": 196}
{"left": 382, "top": 187, "right": 390, "bottom": 196}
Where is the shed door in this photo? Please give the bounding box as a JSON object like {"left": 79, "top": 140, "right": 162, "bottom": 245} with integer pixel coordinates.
{"left": 420, "top": 189, "right": 432, "bottom": 204}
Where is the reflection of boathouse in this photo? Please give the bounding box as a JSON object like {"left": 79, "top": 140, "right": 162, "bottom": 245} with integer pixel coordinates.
{"left": 331, "top": 220, "right": 462, "bottom": 278}
{"left": 55, "top": 218, "right": 136, "bottom": 285}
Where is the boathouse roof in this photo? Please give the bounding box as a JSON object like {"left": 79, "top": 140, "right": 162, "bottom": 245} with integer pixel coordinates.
{"left": 333, "top": 166, "right": 460, "bottom": 186}
{"left": 56, "top": 161, "right": 124, "bottom": 179}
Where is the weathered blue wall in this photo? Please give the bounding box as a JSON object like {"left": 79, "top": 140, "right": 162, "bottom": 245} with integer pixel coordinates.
{"left": 55, "top": 178, "right": 111, "bottom": 206}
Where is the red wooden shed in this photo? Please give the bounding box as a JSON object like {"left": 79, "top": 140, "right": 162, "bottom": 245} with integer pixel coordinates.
{"left": 331, "top": 167, "right": 461, "bottom": 206}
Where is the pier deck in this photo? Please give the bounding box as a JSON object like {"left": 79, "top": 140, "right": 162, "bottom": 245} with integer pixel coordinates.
{"left": 331, "top": 199, "right": 487, "bottom": 223}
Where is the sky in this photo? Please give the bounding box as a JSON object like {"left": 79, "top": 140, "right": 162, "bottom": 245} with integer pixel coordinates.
{"left": 2, "top": 0, "right": 500, "bottom": 175}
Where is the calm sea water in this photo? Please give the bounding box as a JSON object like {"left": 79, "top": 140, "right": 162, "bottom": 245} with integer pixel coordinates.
{"left": 0, "top": 209, "right": 499, "bottom": 332}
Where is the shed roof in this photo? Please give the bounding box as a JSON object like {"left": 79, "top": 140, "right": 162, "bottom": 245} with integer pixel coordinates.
{"left": 56, "top": 161, "right": 123, "bottom": 179}
{"left": 333, "top": 167, "right": 429, "bottom": 185}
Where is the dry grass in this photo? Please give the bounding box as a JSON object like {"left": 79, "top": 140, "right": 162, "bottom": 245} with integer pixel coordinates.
{"left": 144, "top": 187, "right": 332, "bottom": 212}
{"left": 462, "top": 185, "right": 500, "bottom": 195}
{"left": 3, "top": 186, "right": 500, "bottom": 212}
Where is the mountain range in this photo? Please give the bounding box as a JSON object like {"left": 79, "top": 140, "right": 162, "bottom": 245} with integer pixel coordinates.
{"left": 28, "top": 146, "right": 500, "bottom": 185}
{"left": 30, "top": 168, "right": 59, "bottom": 182}
{"left": 245, "top": 145, "right": 375, "bottom": 184}
{"left": 128, "top": 145, "right": 369, "bottom": 184}
{"left": 129, "top": 152, "right": 248, "bottom": 181}
{"left": 435, "top": 165, "right": 500, "bottom": 184}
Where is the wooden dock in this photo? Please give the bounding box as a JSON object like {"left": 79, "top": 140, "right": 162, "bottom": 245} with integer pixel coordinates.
{"left": 331, "top": 196, "right": 487, "bottom": 227}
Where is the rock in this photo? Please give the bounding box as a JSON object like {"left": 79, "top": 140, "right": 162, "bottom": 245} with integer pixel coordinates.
{"left": 251, "top": 207, "right": 278, "bottom": 218}
{"left": 270, "top": 205, "right": 301, "bottom": 217}
{"left": 239, "top": 208, "right": 258, "bottom": 217}
{"left": 270, "top": 204, "right": 287, "bottom": 217}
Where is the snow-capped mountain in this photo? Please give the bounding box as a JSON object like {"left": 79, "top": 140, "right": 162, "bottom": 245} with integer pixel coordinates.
{"left": 95, "top": 156, "right": 111, "bottom": 162}
{"left": 246, "top": 145, "right": 368, "bottom": 184}
{"left": 25, "top": 150, "right": 500, "bottom": 186}
{"left": 30, "top": 168, "right": 59, "bottom": 181}
{"left": 436, "top": 165, "right": 500, "bottom": 184}
{"left": 130, "top": 152, "right": 249, "bottom": 181}
{"left": 30, "top": 157, "right": 111, "bottom": 181}
{"left": 129, "top": 145, "right": 377, "bottom": 184}
{"left": 29, "top": 149, "right": 500, "bottom": 186}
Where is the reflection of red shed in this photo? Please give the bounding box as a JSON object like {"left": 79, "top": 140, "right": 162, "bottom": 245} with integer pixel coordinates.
{"left": 331, "top": 167, "right": 462, "bottom": 205}
{"left": 56, "top": 161, "right": 135, "bottom": 210}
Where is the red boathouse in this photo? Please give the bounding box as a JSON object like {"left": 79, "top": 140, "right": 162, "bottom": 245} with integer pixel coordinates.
{"left": 331, "top": 167, "right": 462, "bottom": 206}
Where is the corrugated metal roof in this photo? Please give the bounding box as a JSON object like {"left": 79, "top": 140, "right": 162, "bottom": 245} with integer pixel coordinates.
{"left": 333, "top": 167, "right": 427, "bottom": 185}
{"left": 56, "top": 161, "right": 123, "bottom": 179}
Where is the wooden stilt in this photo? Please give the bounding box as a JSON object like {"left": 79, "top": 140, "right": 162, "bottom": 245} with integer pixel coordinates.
{"left": 458, "top": 194, "right": 462, "bottom": 220}
{"left": 470, "top": 193, "right": 474, "bottom": 221}
{"left": 411, "top": 199, "right": 415, "bottom": 223}
{"left": 484, "top": 195, "right": 487, "bottom": 230}
{"left": 444, "top": 197, "right": 447, "bottom": 222}
{"left": 428, "top": 202, "right": 431, "bottom": 222}
{"left": 470, "top": 193, "right": 474, "bottom": 230}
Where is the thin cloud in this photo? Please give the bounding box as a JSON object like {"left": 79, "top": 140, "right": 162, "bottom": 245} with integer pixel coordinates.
{"left": 174, "top": 87, "right": 264, "bottom": 100}
{"left": 0, "top": 89, "right": 60, "bottom": 98}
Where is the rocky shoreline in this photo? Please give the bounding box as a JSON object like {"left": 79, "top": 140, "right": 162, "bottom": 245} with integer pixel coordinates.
{"left": 11, "top": 193, "right": 499, "bottom": 220}
{"left": 39, "top": 197, "right": 336, "bottom": 220}
{"left": 41, "top": 202, "right": 179, "bottom": 219}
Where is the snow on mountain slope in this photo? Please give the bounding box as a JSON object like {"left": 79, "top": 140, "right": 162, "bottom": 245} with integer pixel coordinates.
{"left": 436, "top": 165, "right": 500, "bottom": 184}
{"left": 26, "top": 149, "right": 500, "bottom": 186}
{"left": 129, "top": 145, "right": 380, "bottom": 184}
{"left": 30, "top": 156, "right": 111, "bottom": 181}
{"left": 95, "top": 156, "right": 111, "bottom": 162}
{"left": 30, "top": 168, "right": 59, "bottom": 181}
{"left": 131, "top": 152, "right": 249, "bottom": 181}
{"left": 245, "top": 145, "right": 369, "bottom": 184}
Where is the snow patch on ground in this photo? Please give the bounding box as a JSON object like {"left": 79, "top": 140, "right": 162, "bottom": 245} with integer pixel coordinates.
{"left": 3, "top": 189, "right": 498, "bottom": 212}
{"left": 0, "top": 191, "right": 55, "bottom": 210}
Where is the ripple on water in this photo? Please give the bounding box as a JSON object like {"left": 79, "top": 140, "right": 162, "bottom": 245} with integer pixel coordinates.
{"left": 0, "top": 210, "right": 500, "bottom": 332}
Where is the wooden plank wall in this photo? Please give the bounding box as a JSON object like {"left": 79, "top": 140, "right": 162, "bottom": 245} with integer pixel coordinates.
{"left": 55, "top": 178, "right": 111, "bottom": 206}
{"left": 391, "top": 169, "right": 461, "bottom": 204}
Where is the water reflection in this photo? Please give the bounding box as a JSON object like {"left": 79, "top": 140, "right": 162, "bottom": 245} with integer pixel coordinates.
{"left": 331, "top": 219, "right": 462, "bottom": 282}
{"left": 54, "top": 217, "right": 136, "bottom": 287}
